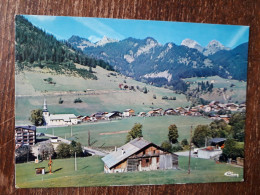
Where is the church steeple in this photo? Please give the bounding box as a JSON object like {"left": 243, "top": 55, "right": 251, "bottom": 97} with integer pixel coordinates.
{"left": 43, "top": 98, "right": 48, "bottom": 112}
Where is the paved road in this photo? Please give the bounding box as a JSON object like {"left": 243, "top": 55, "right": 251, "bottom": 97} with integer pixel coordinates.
{"left": 44, "top": 133, "right": 107, "bottom": 156}
{"left": 175, "top": 150, "right": 198, "bottom": 158}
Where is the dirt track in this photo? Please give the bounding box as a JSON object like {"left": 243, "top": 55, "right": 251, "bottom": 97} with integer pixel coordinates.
{"left": 99, "top": 130, "right": 129, "bottom": 135}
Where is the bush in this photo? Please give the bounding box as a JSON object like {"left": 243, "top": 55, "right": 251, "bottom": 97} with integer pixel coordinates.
{"left": 74, "top": 98, "right": 82, "bottom": 103}
{"left": 161, "top": 140, "right": 172, "bottom": 152}
{"left": 56, "top": 143, "right": 70, "bottom": 159}
{"left": 181, "top": 138, "right": 189, "bottom": 147}
{"left": 172, "top": 143, "right": 183, "bottom": 152}
{"left": 162, "top": 96, "right": 168, "bottom": 100}
{"left": 59, "top": 97, "right": 64, "bottom": 104}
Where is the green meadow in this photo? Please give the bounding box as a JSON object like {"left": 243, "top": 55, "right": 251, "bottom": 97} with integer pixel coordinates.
{"left": 40, "top": 115, "right": 212, "bottom": 148}
{"left": 16, "top": 156, "right": 243, "bottom": 188}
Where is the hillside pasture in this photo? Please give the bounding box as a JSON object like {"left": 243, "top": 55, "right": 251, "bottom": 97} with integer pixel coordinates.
{"left": 183, "top": 76, "right": 246, "bottom": 103}
{"left": 15, "top": 67, "right": 190, "bottom": 124}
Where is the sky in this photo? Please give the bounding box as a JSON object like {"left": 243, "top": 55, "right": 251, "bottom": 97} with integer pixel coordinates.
{"left": 23, "top": 15, "right": 249, "bottom": 49}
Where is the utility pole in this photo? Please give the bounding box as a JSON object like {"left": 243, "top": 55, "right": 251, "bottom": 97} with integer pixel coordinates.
{"left": 88, "top": 131, "right": 90, "bottom": 147}
{"left": 188, "top": 126, "right": 193, "bottom": 174}
{"left": 74, "top": 152, "right": 77, "bottom": 171}
{"left": 70, "top": 125, "right": 72, "bottom": 137}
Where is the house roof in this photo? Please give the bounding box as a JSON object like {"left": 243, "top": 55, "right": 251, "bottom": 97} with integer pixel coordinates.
{"left": 15, "top": 125, "right": 36, "bottom": 131}
{"left": 105, "top": 113, "right": 116, "bottom": 118}
{"left": 101, "top": 137, "right": 151, "bottom": 169}
{"left": 209, "top": 138, "right": 226, "bottom": 144}
{"left": 49, "top": 114, "right": 77, "bottom": 122}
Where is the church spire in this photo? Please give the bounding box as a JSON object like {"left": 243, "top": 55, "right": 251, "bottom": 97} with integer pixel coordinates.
{"left": 43, "top": 98, "right": 48, "bottom": 112}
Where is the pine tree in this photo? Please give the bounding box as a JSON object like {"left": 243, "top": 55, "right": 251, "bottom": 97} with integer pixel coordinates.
{"left": 126, "top": 123, "right": 143, "bottom": 143}
{"left": 168, "top": 124, "right": 179, "bottom": 144}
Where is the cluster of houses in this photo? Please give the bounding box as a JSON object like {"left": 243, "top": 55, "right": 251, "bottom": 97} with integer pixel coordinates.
{"left": 77, "top": 101, "right": 245, "bottom": 124}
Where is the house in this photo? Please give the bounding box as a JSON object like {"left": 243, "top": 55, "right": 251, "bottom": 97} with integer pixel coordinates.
{"left": 164, "top": 108, "right": 177, "bottom": 115}
{"left": 81, "top": 116, "right": 90, "bottom": 122}
{"left": 43, "top": 99, "right": 78, "bottom": 126}
{"left": 175, "top": 107, "right": 186, "bottom": 115}
{"left": 209, "top": 138, "right": 226, "bottom": 148}
{"left": 147, "top": 108, "right": 164, "bottom": 116}
{"left": 138, "top": 112, "right": 146, "bottom": 117}
{"left": 197, "top": 146, "right": 222, "bottom": 160}
{"left": 203, "top": 105, "right": 211, "bottom": 113}
{"left": 226, "top": 103, "right": 239, "bottom": 111}
{"left": 102, "top": 137, "right": 178, "bottom": 173}
{"left": 123, "top": 109, "right": 135, "bottom": 117}
{"left": 91, "top": 112, "right": 106, "bottom": 120}
{"left": 105, "top": 111, "right": 122, "bottom": 120}
{"left": 15, "top": 125, "right": 36, "bottom": 147}
{"left": 218, "top": 115, "right": 230, "bottom": 123}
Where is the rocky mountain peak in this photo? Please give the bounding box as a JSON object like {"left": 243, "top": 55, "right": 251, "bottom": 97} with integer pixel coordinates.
{"left": 181, "top": 39, "right": 204, "bottom": 53}
{"left": 96, "top": 36, "right": 118, "bottom": 46}
{"left": 204, "top": 40, "right": 230, "bottom": 56}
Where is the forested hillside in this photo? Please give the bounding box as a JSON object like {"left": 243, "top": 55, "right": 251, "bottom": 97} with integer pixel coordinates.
{"left": 15, "top": 15, "right": 113, "bottom": 79}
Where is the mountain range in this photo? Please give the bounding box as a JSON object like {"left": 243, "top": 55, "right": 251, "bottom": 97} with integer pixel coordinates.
{"left": 68, "top": 35, "right": 248, "bottom": 86}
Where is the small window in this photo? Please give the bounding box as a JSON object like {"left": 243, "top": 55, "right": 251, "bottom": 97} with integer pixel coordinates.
{"left": 153, "top": 150, "right": 156, "bottom": 154}
{"left": 146, "top": 159, "right": 149, "bottom": 163}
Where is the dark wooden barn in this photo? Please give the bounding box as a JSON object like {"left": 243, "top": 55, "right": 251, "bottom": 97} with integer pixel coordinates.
{"left": 102, "top": 137, "right": 178, "bottom": 173}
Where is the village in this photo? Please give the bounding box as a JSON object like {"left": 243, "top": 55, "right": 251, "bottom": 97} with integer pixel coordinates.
{"left": 46, "top": 100, "right": 246, "bottom": 126}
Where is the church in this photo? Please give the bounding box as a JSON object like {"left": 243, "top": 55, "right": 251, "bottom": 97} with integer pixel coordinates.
{"left": 42, "top": 99, "right": 78, "bottom": 126}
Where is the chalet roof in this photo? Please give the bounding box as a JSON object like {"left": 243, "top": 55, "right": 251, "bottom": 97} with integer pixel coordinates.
{"left": 209, "top": 138, "right": 226, "bottom": 144}
{"left": 15, "top": 125, "right": 36, "bottom": 131}
{"left": 164, "top": 108, "right": 174, "bottom": 112}
{"left": 49, "top": 114, "right": 77, "bottom": 122}
{"left": 101, "top": 137, "right": 151, "bottom": 169}
{"left": 124, "top": 109, "right": 134, "bottom": 112}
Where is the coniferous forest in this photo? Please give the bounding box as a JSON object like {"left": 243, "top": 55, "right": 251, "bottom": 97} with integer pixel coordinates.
{"left": 15, "top": 15, "right": 114, "bottom": 79}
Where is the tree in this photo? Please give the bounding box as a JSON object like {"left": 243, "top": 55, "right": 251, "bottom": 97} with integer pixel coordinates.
{"left": 221, "top": 139, "right": 244, "bottom": 161}
{"left": 74, "top": 98, "right": 82, "bottom": 103}
{"left": 58, "top": 97, "right": 64, "bottom": 104}
{"left": 56, "top": 143, "right": 70, "bottom": 159}
{"left": 181, "top": 138, "right": 189, "bottom": 147}
{"left": 161, "top": 140, "right": 172, "bottom": 152}
{"left": 70, "top": 141, "right": 84, "bottom": 157}
{"left": 192, "top": 125, "right": 211, "bottom": 147}
{"left": 143, "top": 87, "right": 148, "bottom": 94}
{"left": 168, "top": 124, "right": 179, "bottom": 144}
{"left": 126, "top": 123, "right": 143, "bottom": 143}
{"left": 229, "top": 113, "right": 245, "bottom": 142}
{"left": 209, "top": 119, "right": 231, "bottom": 138}
{"left": 30, "top": 109, "right": 44, "bottom": 126}
{"left": 15, "top": 145, "right": 35, "bottom": 163}
{"left": 38, "top": 141, "right": 55, "bottom": 160}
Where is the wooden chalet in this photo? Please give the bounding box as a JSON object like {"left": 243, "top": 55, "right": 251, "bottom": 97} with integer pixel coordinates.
{"left": 147, "top": 108, "right": 164, "bottom": 116}
{"left": 123, "top": 109, "right": 135, "bottom": 117}
{"left": 105, "top": 111, "right": 122, "bottom": 120}
{"left": 164, "top": 108, "right": 177, "bottom": 115}
{"left": 102, "top": 137, "right": 178, "bottom": 173}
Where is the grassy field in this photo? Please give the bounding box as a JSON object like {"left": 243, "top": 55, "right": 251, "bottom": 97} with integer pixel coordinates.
{"left": 15, "top": 66, "right": 190, "bottom": 124}
{"left": 39, "top": 115, "right": 212, "bottom": 148}
{"left": 15, "top": 156, "right": 243, "bottom": 188}
{"left": 183, "top": 76, "right": 247, "bottom": 103}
